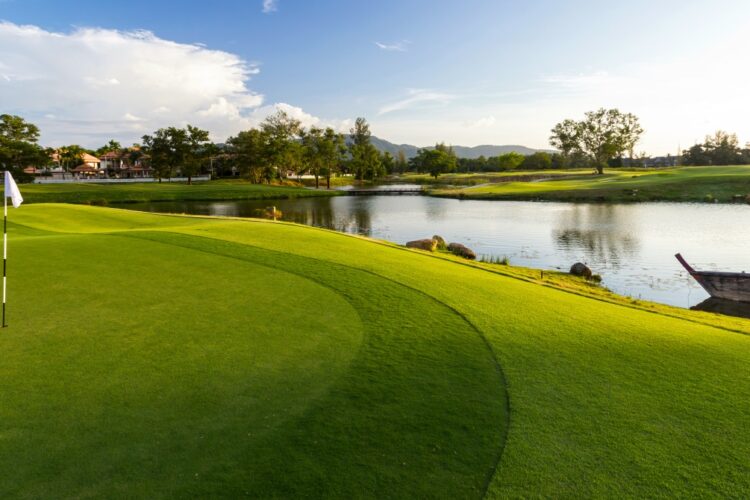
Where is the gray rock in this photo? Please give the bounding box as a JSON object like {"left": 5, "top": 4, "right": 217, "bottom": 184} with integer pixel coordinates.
{"left": 406, "top": 239, "right": 437, "bottom": 252}
{"left": 569, "top": 262, "right": 592, "bottom": 278}
{"left": 432, "top": 235, "right": 447, "bottom": 250}
{"left": 447, "top": 242, "right": 477, "bottom": 260}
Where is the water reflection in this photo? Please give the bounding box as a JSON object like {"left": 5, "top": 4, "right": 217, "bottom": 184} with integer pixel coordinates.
{"left": 126, "top": 197, "right": 750, "bottom": 314}
{"left": 553, "top": 204, "right": 639, "bottom": 267}
{"left": 692, "top": 298, "right": 750, "bottom": 319}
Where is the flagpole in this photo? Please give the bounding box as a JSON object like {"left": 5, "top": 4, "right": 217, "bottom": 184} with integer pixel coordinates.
{"left": 3, "top": 177, "right": 7, "bottom": 328}
{"left": 3, "top": 173, "right": 8, "bottom": 328}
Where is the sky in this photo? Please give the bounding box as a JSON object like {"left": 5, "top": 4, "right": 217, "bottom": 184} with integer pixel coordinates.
{"left": 1, "top": 0, "right": 749, "bottom": 154}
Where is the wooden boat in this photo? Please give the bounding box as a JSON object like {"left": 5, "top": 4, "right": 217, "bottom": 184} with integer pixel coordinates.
{"left": 675, "top": 253, "right": 750, "bottom": 303}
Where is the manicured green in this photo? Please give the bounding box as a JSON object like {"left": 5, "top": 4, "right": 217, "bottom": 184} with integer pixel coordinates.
{"left": 428, "top": 166, "right": 750, "bottom": 202}
{"left": 19, "top": 179, "right": 340, "bottom": 205}
{"left": 398, "top": 169, "right": 585, "bottom": 186}
{"left": 1, "top": 204, "right": 749, "bottom": 497}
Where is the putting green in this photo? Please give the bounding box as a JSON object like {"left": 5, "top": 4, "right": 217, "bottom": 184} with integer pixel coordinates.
{"left": 0, "top": 207, "right": 506, "bottom": 497}
{"left": 1, "top": 204, "right": 748, "bottom": 498}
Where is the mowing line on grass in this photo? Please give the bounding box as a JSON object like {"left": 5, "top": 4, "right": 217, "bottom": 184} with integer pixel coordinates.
{"left": 121, "top": 229, "right": 512, "bottom": 496}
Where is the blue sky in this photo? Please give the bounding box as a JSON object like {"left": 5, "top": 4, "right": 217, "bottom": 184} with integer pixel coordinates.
{"left": 2, "top": 0, "right": 749, "bottom": 152}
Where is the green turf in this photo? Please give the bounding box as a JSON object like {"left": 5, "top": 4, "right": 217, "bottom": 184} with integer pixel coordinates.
{"left": 1, "top": 204, "right": 749, "bottom": 497}
{"left": 20, "top": 179, "right": 339, "bottom": 205}
{"left": 428, "top": 166, "right": 750, "bottom": 203}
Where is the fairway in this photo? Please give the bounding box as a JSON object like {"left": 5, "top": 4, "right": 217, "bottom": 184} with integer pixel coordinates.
{"left": 429, "top": 166, "right": 750, "bottom": 203}
{"left": 1, "top": 205, "right": 749, "bottom": 497}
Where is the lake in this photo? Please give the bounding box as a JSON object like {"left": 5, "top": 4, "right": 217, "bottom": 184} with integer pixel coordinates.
{"left": 126, "top": 195, "right": 750, "bottom": 310}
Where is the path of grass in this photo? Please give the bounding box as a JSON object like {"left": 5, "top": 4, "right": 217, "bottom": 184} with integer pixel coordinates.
{"left": 1, "top": 204, "right": 749, "bottom": 497}
{"left": 429, "top": 166, "right": 750, "bottom": 203}
{"left": 20, "top": 179, "right": 339, "bottom": 205}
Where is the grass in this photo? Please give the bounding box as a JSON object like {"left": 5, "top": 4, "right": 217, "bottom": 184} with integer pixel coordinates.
{"left": 398, "top": 170, "right": 587, "bottom": 186}
{"left": 1, "top": 204, "right": 749, "bottom": 497}
{"left": 19, "top": 179, "right": 340, "bottom": 205}
{"left": 427, "top": 165, "right": 750, "bottom": 203}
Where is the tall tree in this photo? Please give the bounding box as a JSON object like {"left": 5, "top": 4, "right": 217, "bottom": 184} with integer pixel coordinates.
{"left": 396, "top": 149, "right": 408, "bottom": 174}
{"left": 226, "top": 128, "right": 269, "bottom": 183}
{"left": 260, "top": 110, "right": 302, "bottom": 180}
{"left": 303, "top": 127, "right": 346, "bottom": 189}
{"left": 301, "top": 127, "right": 323, "bottom": 187}
{"left": 550, "top": 109, "right": 643, "bottom": 174}
{"left": 0, "top": 114, "right": 47, "bottom": 180}
{"left": 57, "top": 145, "right": 85, "bottom": 179}
{"left": 348, "top": 117, "right": 383, "bottom": 181}
{"left": 142, "top": 125, "right": 211, "bottom": 184}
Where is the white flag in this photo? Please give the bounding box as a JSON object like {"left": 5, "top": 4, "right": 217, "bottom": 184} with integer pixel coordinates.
{"left": 4, "top": 171, "right": 23, "bottom": 208}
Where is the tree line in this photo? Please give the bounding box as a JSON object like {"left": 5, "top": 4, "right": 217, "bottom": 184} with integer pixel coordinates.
{"left": 3, "top": 108, "right": 749, "bottom": 184}
{"left": 681, "top": 131, "right": 750, "bottom": 166}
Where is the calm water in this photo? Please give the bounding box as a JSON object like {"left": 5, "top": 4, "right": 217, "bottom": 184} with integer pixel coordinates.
{"left": 126, "top": 196, "right": 750, "bottom": 309}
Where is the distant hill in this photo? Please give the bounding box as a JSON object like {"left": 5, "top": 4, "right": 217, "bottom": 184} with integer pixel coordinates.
{"left": 364, "top": 136, "right": 551, "bottom": 159}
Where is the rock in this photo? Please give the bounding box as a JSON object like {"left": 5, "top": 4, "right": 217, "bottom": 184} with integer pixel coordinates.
{"left": 447, "top": 242, "right": 477, "bottom": 260}
{"left": 406, "top": 239, "right": 437, "bottom": 252}
{"left": 432, "top": 235, "right": 447, "bottom": 250}
{"left": 569, "top": 262, "right": 592, "bottom": 279}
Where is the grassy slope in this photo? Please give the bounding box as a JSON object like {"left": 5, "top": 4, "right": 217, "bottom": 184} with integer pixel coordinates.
{"left": 429, "top": 166, "right": 750, "bottom": 203}
{"left": 2, "top": 204, "right": 749, "bottom": 497}
{"left": 20, "top": 179, "right": 338, "bottom": 205}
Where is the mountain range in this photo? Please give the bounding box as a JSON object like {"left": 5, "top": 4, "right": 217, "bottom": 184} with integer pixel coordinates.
{"left": 367, "top": 136, "right": 551, "bottom": 159}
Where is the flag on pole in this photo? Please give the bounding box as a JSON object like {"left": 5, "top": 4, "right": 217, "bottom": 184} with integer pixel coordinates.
{"left": 5, "top": 171, "right": 23, "bottom": 208}
{"left": 3, "top": 170, "right": 22, "bottom": 327}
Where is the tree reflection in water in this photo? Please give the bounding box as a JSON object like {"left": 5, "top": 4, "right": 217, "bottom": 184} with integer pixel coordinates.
{"left": 553, "top": 204, "right": 640, "bottom": 268}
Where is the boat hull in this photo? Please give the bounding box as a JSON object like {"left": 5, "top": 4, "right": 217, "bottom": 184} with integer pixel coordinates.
{"left": 690, "top": 271, "right": 750, "bottom": 302}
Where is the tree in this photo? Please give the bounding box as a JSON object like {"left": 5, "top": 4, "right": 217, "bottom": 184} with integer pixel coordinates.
{"left": 181, "top": 125, "right": 212, "bottom": 184}
{"left": 319, "top": 127, "right": 346, "bottom": 189}
{"left": 550, "top": 108, "right": 643, "bottom": 174}
{"left": 141, "top": 125, "right": 211, "bottom": 184}
{"left": 411, "top": 143, "right": 457, "bottom": 179}
{"left": 489, "top": 152, "right": 525, "bottom": 170}
{"left": 381, "top": 151, "right": 395, "bottom": 175}
{"left": 97, "top": 139, "right": 122, "bottom": 156}
{"left": 704, "top": 130, "right": 741, "bottom": 165}
{"left": 260, "top": 110, "right": 302, "bottom": 180}
{"left": 348, "top": 117, "right": 384, "bottom": 180}
{"left": 226, "top": 128, "right": 269, "bottom": 183}
{"left": 521, "top": 152, "right": 552, "bottom": 170}
{"left": 301, "top": 127, "right": 325, "bottom": 188}
{"left": 0, "top": 114, "right": 40, "bottom": 143}
{"left": 0, "top": 115, "right": 47, "bottom": 181}
{"left": 395, "top": 149, "right": 408, "bottom": 174}
{"left": 681, "top": 131, "right": 744, "bottom": 166}
{"left": 57, "top": 145, "right": 85, "bottom": 178}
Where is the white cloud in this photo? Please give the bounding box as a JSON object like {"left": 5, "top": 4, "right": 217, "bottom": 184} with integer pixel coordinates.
{"left": 0, "top": 21, "right": 281, "bottom": 146}
{"left": 464, "top": 115, "right": 496, "bottom": 128}
{"left": 248, "top": 102, "right": 320, "bottom": 128}
{"left": 375, "top": 40, "right": 409, "bottom": 52}
{"left": 378, "top": 89, "right": 456, "bottom": 115}
{"left": 262, "top": 0, "right": 278, "bottom": 13}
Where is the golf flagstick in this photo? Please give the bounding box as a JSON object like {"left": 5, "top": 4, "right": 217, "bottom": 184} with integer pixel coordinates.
{"left": 3, "top": 171, "right": 24, "bottom": 328}
{"left": 2, "top": 183, "right": 6, "bottom": 328}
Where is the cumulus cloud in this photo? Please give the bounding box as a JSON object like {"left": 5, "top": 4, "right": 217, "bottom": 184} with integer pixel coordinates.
{"left": 262, "top": 0, "right": 278, "bottom": 13}
{"left": 0, "top": 21, "right": 328, "bottom": 146}
{"left": 375, "top": 40, "right": 409, "bottom": 52}
{"left": 378, "top": 89, "right": 456, "bottom": 115}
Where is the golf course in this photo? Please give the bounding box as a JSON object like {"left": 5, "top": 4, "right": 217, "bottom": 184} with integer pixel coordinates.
{"left": 428, "top": 166, "right": 750, "bottom": 203}
{"left": 1, "top": 204, "right": 748, "bottom": 497}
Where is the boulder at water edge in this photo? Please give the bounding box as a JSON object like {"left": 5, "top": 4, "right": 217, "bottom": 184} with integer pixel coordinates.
{"left": 569, "top": 262, "right": 593, "bottom": 279}
{"left": 406, "top": 239, "right": 438, "bottom": 252}
{"left": 432, "top": 235, "right": 447, "bottom": 250}
{"left": 447, "top": 242, "right": 477, "bottom": 260}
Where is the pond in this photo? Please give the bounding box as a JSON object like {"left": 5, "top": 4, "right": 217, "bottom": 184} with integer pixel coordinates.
{"left": 126, "top": 195, "right": 750, "bottom": 311}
